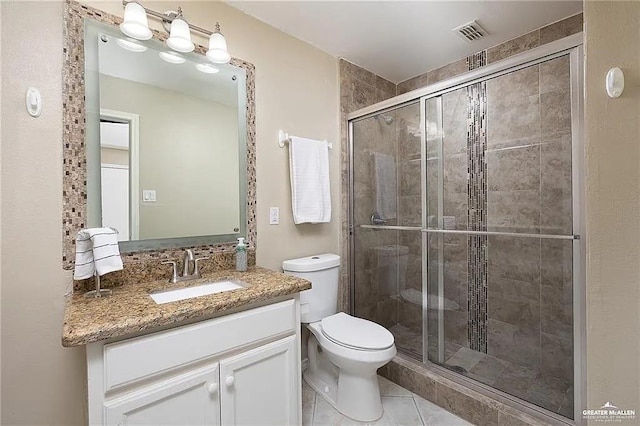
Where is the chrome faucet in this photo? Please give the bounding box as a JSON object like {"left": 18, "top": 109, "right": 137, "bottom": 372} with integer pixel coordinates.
{"left": 162, "top": 249, "right": 209, "bottom": 283}
{"left": 182, "top": 249, "right": 195, "bottom": 276}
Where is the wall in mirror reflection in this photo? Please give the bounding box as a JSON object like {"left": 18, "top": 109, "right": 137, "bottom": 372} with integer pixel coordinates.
{"left": 91, "top": 30, "right": 245, "bottom": 242}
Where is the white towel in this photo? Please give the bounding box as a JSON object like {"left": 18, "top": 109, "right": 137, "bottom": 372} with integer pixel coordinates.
{"left": 373, "top": 152, "right": 396, "bottom": 220}
{"left": 73, "top": 228, "right": 123, "bottom": 280}
{"left": 289, "top": 136, "right": 331, "bottom": 224}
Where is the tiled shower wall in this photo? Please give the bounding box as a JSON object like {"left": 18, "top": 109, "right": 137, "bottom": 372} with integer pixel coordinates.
{"left": 339, "top": 60, "right": 397, "bottom": 312}
{"left": 351, "top": 102, "right": 423, "bottom": 347}
{"left": 426, "top": 54, "right": 575, "bottom": 418}
{"left": 485, "top": 58, "right": 574, "bottom": 386}
{"left": 437, "top": 55, "right": 574, "bottom": 380}
{"left": 351, "top": 110, "right": 401, "bottom": 328}
{"left": 397, "top": 105, "right": 423, "bottom": 351}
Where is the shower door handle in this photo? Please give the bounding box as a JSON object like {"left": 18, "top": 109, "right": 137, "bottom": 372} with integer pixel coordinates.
{"left": 370, "top": 212, "right": 387, "bottom": 225}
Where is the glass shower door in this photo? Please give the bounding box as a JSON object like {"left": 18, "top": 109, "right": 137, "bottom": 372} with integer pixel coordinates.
{"left": 424, "top": 55, "right": 576, "bottom": 419}
{"left": 350, "top": 101, "right": 423, "bottom": 360}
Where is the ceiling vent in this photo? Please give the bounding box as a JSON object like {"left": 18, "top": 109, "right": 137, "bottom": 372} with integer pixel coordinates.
{"left": 453, "top": 20, "right": 487, "bottom": 42}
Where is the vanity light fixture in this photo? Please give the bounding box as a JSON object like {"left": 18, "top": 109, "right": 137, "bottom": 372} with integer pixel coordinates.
{"left": 159, "top": 51, "right": 186, "bottom": 64}
{"left": 206, "top": 23, "right": 231, "bottom": 64}
{"left": 120, "top": 2, "right": 152, "bottom": 40}
{"left": 116, "top": 37, "right": 148, "bottom": 53}
{"left": 166, "top": 10, "right": 194, "bottom": 53}
{"left": 120, "top": 0, "right": 231, "bottom": 63}
{"left": 196, "top": 63, "right": 220, "bottom": 74}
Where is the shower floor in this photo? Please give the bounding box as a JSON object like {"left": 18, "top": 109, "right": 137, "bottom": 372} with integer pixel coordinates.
{"left": 442, "top": 345, "right": 574, "bottom": 419}
{"left": 387, "top": 325, "right": 574, "bottom": 420}
{"left": 388, "top": 323, "right": 423, "bottom": 360}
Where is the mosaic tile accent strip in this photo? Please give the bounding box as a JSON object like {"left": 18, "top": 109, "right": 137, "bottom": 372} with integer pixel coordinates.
{"left": 466, "top": 51, "right": 488, "bottom": 353}
{"left": 62, "top": 1, "right": 256, "bottom": 272}
{"left": 467, "top": 51, "right": 487, "bottom": 71}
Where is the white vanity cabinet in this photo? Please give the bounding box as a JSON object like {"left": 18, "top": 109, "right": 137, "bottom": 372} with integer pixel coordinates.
{"left": 103, "top": 363, "right": 221, "bottom": 426}
{"left": 86, "top": 298, "right": 301, "bottom": 426}
{"left": 219, "top": 335, "right": 298, "bottom": 425}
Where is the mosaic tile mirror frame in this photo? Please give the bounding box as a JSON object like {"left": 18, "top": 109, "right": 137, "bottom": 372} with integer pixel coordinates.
{"left": 61, "top": 0, "right": 256, "bottom": 270}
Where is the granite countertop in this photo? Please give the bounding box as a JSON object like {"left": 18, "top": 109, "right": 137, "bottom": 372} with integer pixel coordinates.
{"left": 62, "top": 267, "right": 311, "bottom": 347}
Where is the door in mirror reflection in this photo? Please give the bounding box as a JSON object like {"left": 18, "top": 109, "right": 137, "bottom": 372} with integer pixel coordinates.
{"left": 100, "top": 120, "right": 130, "bottom": 242}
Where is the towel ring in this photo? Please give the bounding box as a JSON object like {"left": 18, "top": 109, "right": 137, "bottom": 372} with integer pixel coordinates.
{"left": 278, "top": 130, "right": 332, "bottom": 149}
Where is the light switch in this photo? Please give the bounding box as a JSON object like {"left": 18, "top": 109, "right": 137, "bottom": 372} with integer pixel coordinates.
{"left": 143, "top": 190, "right": 156, "bottom": 202}
{"left": 269, "top": 207, "right": 279, "bottom": 225}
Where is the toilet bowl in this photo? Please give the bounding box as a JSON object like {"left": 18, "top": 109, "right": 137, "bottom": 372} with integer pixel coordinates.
{"left": 282, "top": 254, "right": 396, "bottom": 422}
{"left": 304, "top": 313, "right": 396, "bottom": 422}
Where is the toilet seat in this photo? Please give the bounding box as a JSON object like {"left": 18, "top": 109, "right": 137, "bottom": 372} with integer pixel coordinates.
{"left": 321, "top": 312, "right": 394, "bottom": 351}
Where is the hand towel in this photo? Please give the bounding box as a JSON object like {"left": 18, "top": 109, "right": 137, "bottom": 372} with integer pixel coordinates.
{"left": 373, "top": 152, "right": 397, "bottom": 220}
{"left": 289, "top": 136, "right": 331, "bottom": 224}
{"left": 73, "top": 228, "right": 123, "bottom": 279}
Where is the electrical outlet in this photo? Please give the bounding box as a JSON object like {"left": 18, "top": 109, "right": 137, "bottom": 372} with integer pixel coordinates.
{"left": 269, "top": 207, "right": 279, "bottom": 225}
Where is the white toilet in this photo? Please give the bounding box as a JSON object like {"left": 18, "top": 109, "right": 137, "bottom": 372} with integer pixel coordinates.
{"left": 282, "top": 254, "right": 396, "bottom": 422}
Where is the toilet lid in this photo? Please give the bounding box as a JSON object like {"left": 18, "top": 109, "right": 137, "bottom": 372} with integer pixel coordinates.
{"left": 321, "top": 313, "right": 394, "bottom": 350}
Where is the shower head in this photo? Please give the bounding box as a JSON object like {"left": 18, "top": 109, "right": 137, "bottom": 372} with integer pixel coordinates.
{"left": 374, "top": 114, "right": 394, "bottom": 125}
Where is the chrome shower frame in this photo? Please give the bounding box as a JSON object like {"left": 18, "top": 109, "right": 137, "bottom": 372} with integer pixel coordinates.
{"left": 347, "top": 33, "right": 585, "bottom": 425}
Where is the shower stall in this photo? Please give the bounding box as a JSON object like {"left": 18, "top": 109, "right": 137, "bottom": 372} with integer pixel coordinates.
{"left": 348, "top": 37, "right": 584, "bottom": 422}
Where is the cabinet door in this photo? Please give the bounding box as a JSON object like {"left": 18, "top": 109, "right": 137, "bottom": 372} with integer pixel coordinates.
{"left": 104, "top": 363, "right": 220, "bottom": 426}
{"left": 220, "top": 336, "right": 299, "bottom": 425}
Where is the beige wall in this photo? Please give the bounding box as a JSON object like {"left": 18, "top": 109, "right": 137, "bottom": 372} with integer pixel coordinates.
{"left": 584, "top": 0, "right": 640, "bottom": 414}
{"left": 1, "top": 1, "right": 339, "bottom": 424}
{"left": 100, "top": 74, "right": 240, "bottom": 239}
{"left": 1, "top": 2, "right": 87, "bottom": 425}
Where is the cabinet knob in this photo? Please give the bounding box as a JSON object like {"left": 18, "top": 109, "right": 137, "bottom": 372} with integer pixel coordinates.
{"left": 207, "top": 383, "right": 218, "bottom": 395}
{"left": 225, "top": 376, "right": 235, "bottom": 387}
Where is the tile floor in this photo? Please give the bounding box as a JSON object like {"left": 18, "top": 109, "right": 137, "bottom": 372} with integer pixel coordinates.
{"left": 302, "top": 375, "right": 471, "bottom": 426}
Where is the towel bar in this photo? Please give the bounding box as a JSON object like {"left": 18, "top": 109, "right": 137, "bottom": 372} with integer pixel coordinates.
{"left": 278, "top": 130, "right": 332, "bottom": 149}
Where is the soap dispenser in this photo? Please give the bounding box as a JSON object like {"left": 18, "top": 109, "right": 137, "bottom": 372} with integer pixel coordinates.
{"left": 236, "top": 237, "right": 247, "bottom": 272}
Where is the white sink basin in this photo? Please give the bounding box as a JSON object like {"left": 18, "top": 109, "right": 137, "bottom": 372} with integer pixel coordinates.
{"left": 150, "top": 280, "right": 244, "bottom": 305}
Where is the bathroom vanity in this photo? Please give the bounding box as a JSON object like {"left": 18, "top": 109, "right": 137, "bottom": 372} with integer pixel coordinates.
{"left": 58, "top": 3, "right": 285, "bottom": 424}
{"left": 62, "top": 268, "right": 310, "bottom": 425}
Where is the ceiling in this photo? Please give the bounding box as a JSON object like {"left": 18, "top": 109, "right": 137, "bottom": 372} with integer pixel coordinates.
{"left": 229, "top": 1, "right": 582, "bottom": 83}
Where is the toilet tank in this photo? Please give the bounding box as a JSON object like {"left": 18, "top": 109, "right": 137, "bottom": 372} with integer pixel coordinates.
{"left": 282, "top": 254, "right": 340, "bottom": 323}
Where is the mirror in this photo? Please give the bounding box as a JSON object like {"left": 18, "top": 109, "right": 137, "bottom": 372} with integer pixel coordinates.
{"left": 84, "top": 20, "right": 248, "bottom": 252}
